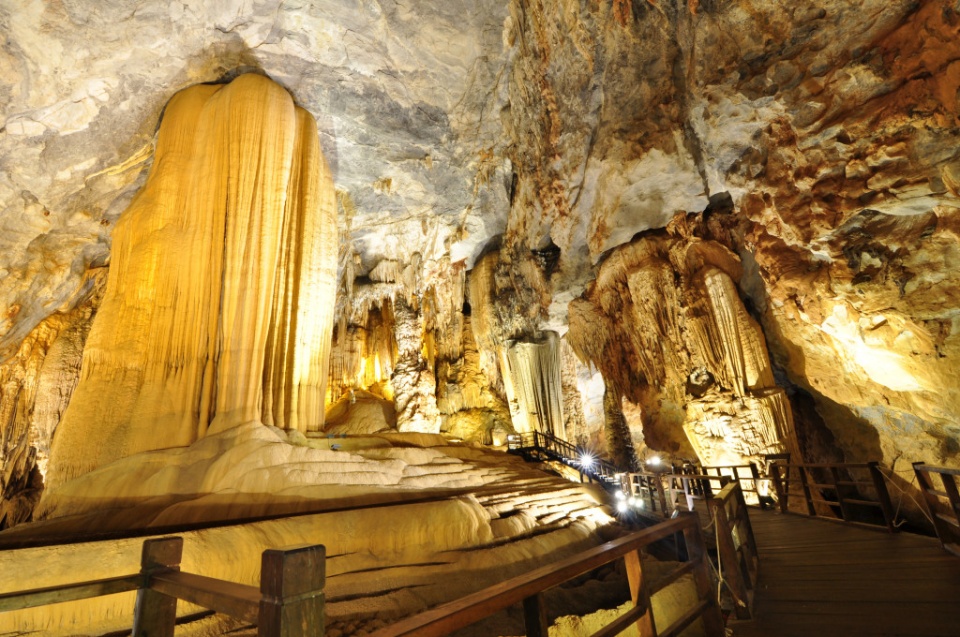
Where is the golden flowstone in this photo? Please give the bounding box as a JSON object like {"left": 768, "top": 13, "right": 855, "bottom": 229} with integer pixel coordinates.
{"left": 44, "top": 74, "right": 337, "bottom": 491}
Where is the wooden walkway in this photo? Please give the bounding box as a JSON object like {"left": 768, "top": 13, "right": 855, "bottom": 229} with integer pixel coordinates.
{"left": 732, "top": 508, "right": 960, "bottom": 637}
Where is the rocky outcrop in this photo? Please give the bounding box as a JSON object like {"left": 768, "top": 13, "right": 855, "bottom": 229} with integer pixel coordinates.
{"left": 42, "top": 75, "right": 338, "bottom": 491}
{"left": 501, "top": 0, "right": 960, "bottom": 474}
{"left": 566, "top": 219, "right": 799, "bottom": 467}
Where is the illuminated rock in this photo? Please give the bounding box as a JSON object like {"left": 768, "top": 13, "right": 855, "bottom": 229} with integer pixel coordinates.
{"left": 504, "top": 331, "right": 565, "bottom": 436}
{"left": 43, "top": 74, "right": 337, "bottom": 491}
{"left": 568, "top": 229, "right": 799, "bottom": 467}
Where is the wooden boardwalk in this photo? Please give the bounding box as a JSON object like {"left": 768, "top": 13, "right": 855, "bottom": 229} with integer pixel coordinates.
{"left": 731, "top": 508, "right": 960, "bottom": 637}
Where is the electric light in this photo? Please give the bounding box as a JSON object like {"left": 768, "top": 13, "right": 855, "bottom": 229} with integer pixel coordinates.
{"left": 628, "top": 496, "right": 638, "bottom": 507}
{"left": 617, "top": 501, "right": 628, "bottom": 513}
{"left": 647, "top": 456, "right": 661, "bottom": 467}
{"left": 615, "top": 490, "right": 626, "bottom": 500}
{"left": 579, "top": 453, "right": 595, "bottom": 469}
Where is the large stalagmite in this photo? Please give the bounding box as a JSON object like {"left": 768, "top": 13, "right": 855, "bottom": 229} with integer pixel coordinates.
{"left": 43, "top": 74, "right": 337, "bottom": 492}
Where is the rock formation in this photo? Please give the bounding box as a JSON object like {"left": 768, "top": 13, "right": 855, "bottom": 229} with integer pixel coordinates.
{"left": 42, "top": 74, "right": 337, "bottom": 492}
{"left": 1, "top": 0, "right": 960, "bottom": 542}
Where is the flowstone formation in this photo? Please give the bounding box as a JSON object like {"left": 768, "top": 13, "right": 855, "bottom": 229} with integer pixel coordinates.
{"left": 43, "top": 74, "right": 338, "bottom": 493}
{"left": 568, "top": 215, "right": 800, "bottom": 467}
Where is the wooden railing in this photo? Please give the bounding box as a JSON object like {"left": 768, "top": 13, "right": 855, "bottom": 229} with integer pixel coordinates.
{"left": 624, "top": 472, "right": 670, "bottom": 514}
{"left": 662, "top": 473, "right": 731, "bottom": 513}
{"left": 508, "top": 431, "right": 622, "bottom": 484}
{"left": 702, "top": 463, "right": 763, "bottom": 503}
{"left": 623, "top": 472, "right": 732, "bottom": 516}
{"left": 706, "top": 481, "right": 759, "bottom": 619}
{"left": 0, "top": 537, "right": 325, "bottom": 636}
{"left": 768, "top": 461, "right": 896, "bottom": 532}
{"left": 913, "top": 462, "right": 960, "bottom": 558}
{"left": 368, "top": 514, "right": 724, "bottom": 637}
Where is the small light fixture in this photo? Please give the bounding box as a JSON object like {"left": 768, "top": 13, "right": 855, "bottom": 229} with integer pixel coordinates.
{"left": 647, "top": 456, "right": 661, "bottom": 467}
{"left": 615, "top": 490, "right": 627, "bottom": 500}
{"left": 580, "top": 453, "right": 595, "bottom": 469}
{"left": 616, "top": 501, "right": 628, "bottom": 513}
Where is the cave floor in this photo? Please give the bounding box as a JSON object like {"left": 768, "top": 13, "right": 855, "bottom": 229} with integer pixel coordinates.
{"left": 730, "top": 508, "right": 960, "bottom": 637}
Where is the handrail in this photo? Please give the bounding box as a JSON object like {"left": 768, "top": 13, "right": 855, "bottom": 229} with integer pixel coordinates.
{"left": 624, "top": 472, "right": 670, "bottom": 514}
{"left": 913, "top": 462, "right": 960, "bottom": 558}
{"left": 623, "top": 472, "right": 731, "bottom": 516}
{"left": 508, "top": 431, "right": 623, "bottom": 485}
{"left": 368, "top": 513, "right": 724, "bottom": 637}
{"left": 0, "top": 537, "right": 326, "bottom": 637}
{"left": 768, "top": 461, "right": 896, "bottom": 532}
{"left": 706, "top": 481, "right": 759, "bottom": 619}
{"left": 0, "top": 575, "right": 141, "bottom": 613}
{"left": 702, "top": 463, "right": 762, "bottom": 497}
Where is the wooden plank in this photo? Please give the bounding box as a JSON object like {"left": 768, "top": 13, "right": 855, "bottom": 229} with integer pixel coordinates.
{"left": 150, "top": 571, "right": 260, "bottom": 624}
{"left": 0, "top": 575, "right": 140, "bottom": 612}
{"left": 936, "top": 512, "right": 960, "bottom": 528}
{"left": 755, "top": 600, "right": 959, "bottom": 616}
{"left": 739, "top": 504, "right": 960, "bottom": 637}
{"left": 838, "top": 498, "right": 882, "bottom": 508}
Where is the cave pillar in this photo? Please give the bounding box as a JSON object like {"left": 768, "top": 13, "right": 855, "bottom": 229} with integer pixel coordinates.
{"left": 603, "top": 380, "right": 641, "bottom": 472}
{"left": 391, "top": 297, "right": 441, "bottom": 433}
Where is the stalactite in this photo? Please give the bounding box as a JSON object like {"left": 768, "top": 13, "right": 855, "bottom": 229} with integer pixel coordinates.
{"left": 603, "top": 380, "right": 641, "bottom": 472}
{"left": 468, "top": 252, "right": 506, "bottom": 390}
{"left": 327, "top": 295, "right": 397, "bottom": 406}
{"left": 43, "top": 75, "right": 338, "bottom": 491}
{"left": 567, "top": 227, "right": 800, "bottom": 468}
{"left": 503, "top": 331, "right": 564, "bottom": 436}
{"left": 436, "top": 314, "right": 513, "bottom": 443}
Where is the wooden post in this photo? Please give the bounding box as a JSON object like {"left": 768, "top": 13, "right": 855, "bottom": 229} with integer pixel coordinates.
{"left": 709, "top": 498, "right": 749, "bottom": 619}
{"left": 736, "top": 485, "right": 759, "bottom": 567}
{"left": 868, "top": 462, "right": 897, "bottom": 533}
{"left": 913, "top": 462, "right": 951, "bottom": 548}
{"left": 656, "top": 475, "right": 669, "bottom": 515}
{"left": 679, "top": 513, "right": 725, "bottom": 636}
{"left": 522, "top": 593, "right": 549, "bottom": 637}
{"left": 132, "top": 537, "right": 183, "bottom": 637}
{"left": 798, "top": 466, "right": 817, "bottom": 516}
{"left": 258, "top": 544, "right": 326, "bottom": 637}
{"left": 830, "top": 466, "right": 852, "bottom": 522}
{"left": 623, "top": 549, "right": 656, "bottom": 636}
{"left": 769, "top": 464, "right": 788, "bottom": 513}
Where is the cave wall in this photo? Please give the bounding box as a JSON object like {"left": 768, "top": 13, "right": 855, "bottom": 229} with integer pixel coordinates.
{"left": 499, "top": 0, "right": 960, "bottom": 475}
{"left": 3, "top": 0, "right": 960, "bottom": 524}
